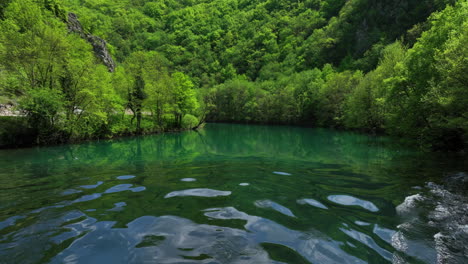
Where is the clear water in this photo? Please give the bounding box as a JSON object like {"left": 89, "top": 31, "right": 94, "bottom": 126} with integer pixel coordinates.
{"left": 0, "top": 123, "right": 466, "bottom": 263}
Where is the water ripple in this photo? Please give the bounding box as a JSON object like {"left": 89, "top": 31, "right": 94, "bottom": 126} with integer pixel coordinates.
{"left": 105, "top": 184, "right": 146, "bottom": 193}
{"left": 116, "top": 175, "right": 136, "bottom": 180}
{"left": 180, "top": 178, "right": 197, "bottom": 182}
{"left": 46, "top": 208, "right": 367, "bottom": 264}
{"left": 297, "top": 198, "right": 328, "bottom": 209}
{"left": 328, "top": 195, "right": 379, "bottom": 212}
{"left": 273, "top": 171, "right": 291, "bottom": 176}
{"left": 79, "top": 181, "right": 103, "bottom": 189}
{"left": 108, "top": 202, "right": 127, "bottom": 212}
{"left": 254, "top": 200, "right": 296, "bottom": 217}
{"left": 339, "top": 227, "right": 393, "bottom": 261}
{"left": 205, "top": 207, "right": 366, "bottom": 264}
{"left": 164, "top": 188, "right": 231, "bottom": 198}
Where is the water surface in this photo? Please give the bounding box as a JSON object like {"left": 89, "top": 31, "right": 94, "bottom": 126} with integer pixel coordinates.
{"left": 0, "top": 123, "right": 466, "bottom": 263}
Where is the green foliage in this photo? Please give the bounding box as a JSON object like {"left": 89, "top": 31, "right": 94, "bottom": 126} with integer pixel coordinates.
{"left": 19, "top": 87, "right": 65, "bottom": 143}
{"left": 20, "top": 88, "right": 64, "bottom": 129}
{"left": 206, "top": 0, "right": 467, "bottom": 150}
{"left": 0, "top": 0, "right": 466, "bottom": 150}
{"left": 391, "top": 0, "right": 468, "bottom": 150}
{"left": 172, "top": 72, "right": 199, "bottom": 127}
{"left": 57, "top": 0, "right": 450, "bottom": 86}
{"left": 181, "top": 114, "right": 199, "bottom": 129}
{"left": 0, "top": 0, "right": 203, "bottom": 146}
{"left": 316, "top": 70, "right": 363, "bottom": 128}
{"left": 343, "top": 42, "right": 407, "bottom": 131}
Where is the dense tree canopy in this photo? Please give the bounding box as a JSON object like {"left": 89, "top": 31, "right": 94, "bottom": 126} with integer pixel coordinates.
{"left": 0, "top": 0, "right": 466, "bottom": 150}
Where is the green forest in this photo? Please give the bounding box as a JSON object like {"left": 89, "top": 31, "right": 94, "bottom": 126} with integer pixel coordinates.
{"left": 0, "top": 0, "right": 466, "bottom": 150}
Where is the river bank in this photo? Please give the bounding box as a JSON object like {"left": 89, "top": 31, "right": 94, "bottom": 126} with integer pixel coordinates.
{"left": 0, "top": 114, "right": 201, "bottom": 149}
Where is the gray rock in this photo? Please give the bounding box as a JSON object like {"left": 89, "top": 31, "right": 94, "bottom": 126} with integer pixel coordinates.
{"left": 67, "top": 13, "right": 115, "bottom": 72}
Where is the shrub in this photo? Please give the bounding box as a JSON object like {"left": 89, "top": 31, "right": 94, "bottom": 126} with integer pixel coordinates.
{"left": 181, "top": 114, "right": 199, "bottom": 129}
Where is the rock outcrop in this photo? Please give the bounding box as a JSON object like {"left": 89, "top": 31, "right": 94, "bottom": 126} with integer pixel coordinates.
{"left": 67, "top": 13, "right": 115, "bottom": 72}
{"left": 0, "top": 103, "right": 22, "bottom": 117}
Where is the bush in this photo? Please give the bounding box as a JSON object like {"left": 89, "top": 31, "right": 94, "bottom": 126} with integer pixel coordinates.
{"left": 19, "top": 88, "right": 64, "bottom": 130}
{"left": 18, "top": 88, "right": 67, "bottom": 144}
{"left": 181, "top": 114, "right": 199, "bottom": 129}
{"left": 161, "top": 113, "right": 176, "bottom": 129}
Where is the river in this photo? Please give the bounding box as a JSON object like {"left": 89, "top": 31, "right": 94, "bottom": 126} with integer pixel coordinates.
{"left": 0, "top": 123, "right": 466, "bottom": 263}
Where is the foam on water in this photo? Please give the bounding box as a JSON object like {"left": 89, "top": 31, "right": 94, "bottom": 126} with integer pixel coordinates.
{"left": 393, "top": 174, "right": 468, "bottom": 264}
{"left": 395, "top": 194, "right": 424, "bottom": 215}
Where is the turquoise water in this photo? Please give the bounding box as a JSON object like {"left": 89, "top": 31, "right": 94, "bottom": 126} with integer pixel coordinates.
{"left": 0, "top": 123, "right": 466, "bottom": 263}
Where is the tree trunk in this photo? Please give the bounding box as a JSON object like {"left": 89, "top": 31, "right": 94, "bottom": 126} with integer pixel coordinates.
{"left": 136, "top": 107, "right": 142, "bottom": 133}
{"left": 156, "top": 101, "right": 162, "bottom": 128}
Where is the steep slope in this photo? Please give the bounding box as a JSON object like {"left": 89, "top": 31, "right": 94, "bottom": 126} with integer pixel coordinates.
{"left": 67, "top": 12, "right": 115, "bottom": 72}
{"left": 0, "top": 0, "right": 466, "bottom": 150}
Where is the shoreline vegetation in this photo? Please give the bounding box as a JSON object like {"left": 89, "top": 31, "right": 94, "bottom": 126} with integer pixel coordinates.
{"left": 0, "top": 114, "right": 202, "bottom": 149}
{"left": 0, "top": 0, "right": 467, "bottom": 151}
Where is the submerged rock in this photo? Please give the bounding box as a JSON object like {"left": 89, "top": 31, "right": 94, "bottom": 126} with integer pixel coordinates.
{"left": 444, "top": 172, "right": 468, "bottom": 195}
{"left": 393, "top": 173, "right": 468, "bottom": 263}
{"left": 395, "top": 194, "right": 425, "bottom": 215}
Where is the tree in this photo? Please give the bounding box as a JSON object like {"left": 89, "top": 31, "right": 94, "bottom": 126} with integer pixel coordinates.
{"left": 171, "top": 72, "right": 199, "bottom": 127}
{"left": 124, "top": 52, "right": 150, "bottom": 133}
{"left": 141, "top": 52, "right": 172, "bottom": 128}
{"left": 19, "top": 87, "right": 64, "bottom": 143}
{"left": 344, "top": 42, "right": 406, "bottom": 131}
{"left": 0, "top": 0, "right": 69, "bottom": 92}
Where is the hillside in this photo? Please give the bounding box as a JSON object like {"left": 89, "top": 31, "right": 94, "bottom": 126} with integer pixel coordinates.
{"left": 0, "top": 0, "right": 466, "bottom": 150}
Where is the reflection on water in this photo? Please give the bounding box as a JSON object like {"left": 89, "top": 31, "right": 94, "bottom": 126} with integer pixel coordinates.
{"left": 104, "top": 184, "right": 146, "bottom": 193}
{"left": 297, "top": 198, "right": 328, "bottom": 210}
{"left": 339, "top": 226, "right": 393, "bottom": 261}
{"left": 72, "top": 193, "right": 102, "bottom": 203}
{"left": 116, "top": 175, "right": 136, "bottom": 180}
{"left": 164, "top": 188, "right": 232, "bottom": 198}
{"left": 355, "top": 220, "right": 371, "bottom": 226}
{"left": 327, "top": 195, "right": 379, "bottom": 212}
{"left": 0, "top": 123, "right": 466, "bottom": 263}
{"left": 273, "top": 171, "right": 292, "bottom": 176}
{"left": 108, "top": 202, "right": 127, "bottom": 212}
{"left": 181, "top": 178, "right": 197, "bottom": 182}
{"left": 79, "top": 181, "right": 103, "bottom": 189}
{"left": 254, "top": 200, "right": 296, "bottom": 218}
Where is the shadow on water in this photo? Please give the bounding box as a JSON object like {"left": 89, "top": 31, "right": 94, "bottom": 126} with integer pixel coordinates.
{"left": 0, "top": 123, "right": 466, "bottom": 263}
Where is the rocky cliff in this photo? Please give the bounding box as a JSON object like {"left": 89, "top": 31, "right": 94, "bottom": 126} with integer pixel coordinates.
{"left": 67, "top": 13, "right": 115, "bottom": 72}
